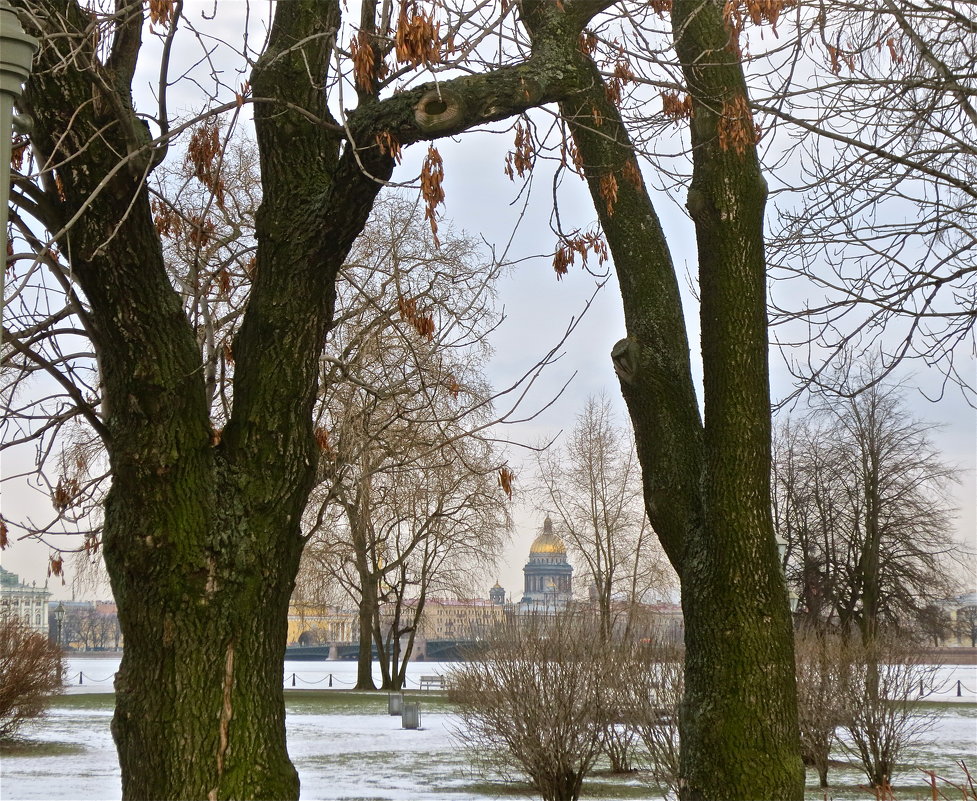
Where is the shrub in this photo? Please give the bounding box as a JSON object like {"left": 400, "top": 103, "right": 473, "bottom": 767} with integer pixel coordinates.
{"left": 449, "top": 613, "right": 613, "bottom": 801}
{"left": 0, "top": 619, "right": 64, "bottom": 739}
{"left": 794, "top": 629, "right": 848, "bottom": 788}
{"left": 840, "top": 635, "right": 939, "bottom": 790}
{"left": 618, "top": 636, "right": 683, "bottom": 797}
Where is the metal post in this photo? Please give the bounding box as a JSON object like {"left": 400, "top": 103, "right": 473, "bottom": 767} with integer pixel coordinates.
{"left": 55, "top": 601, "right": 65, "bottom": 649}
{"left": 0, "top": 0, "right": 38, "bottom": 337}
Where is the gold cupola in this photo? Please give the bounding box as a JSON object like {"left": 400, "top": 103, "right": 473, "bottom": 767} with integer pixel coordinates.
{"left": 529, "top": 515, "right": 566, "bottom": 555}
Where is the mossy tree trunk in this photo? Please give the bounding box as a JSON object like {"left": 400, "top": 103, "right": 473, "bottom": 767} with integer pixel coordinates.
{"left": 670, "top": 0, "right": 804, "bottom": 797}
{"left": 522, "top": 0, "right": 804, "bottom": 797}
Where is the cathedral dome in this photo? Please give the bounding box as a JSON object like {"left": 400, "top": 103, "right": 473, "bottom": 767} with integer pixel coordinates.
{"left": 529, "top": 516, "right": 566, "bottom": 555}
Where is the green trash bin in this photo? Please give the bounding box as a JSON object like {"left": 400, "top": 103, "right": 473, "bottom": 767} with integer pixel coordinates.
{"left": 401, "top": 701, "right": 421, "bottom": 729}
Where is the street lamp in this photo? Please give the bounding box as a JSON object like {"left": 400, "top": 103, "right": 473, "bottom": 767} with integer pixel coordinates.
{"left": 55, "top": 601, "right": 65, "bottom": 648}
{"left": 774, "top": 532, "right": 799, "bottom": 615}
{"left": 1, "top": 0, "right": 38, "bottom": 335}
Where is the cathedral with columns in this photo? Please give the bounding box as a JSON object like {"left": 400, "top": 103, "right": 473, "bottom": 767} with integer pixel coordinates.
{"left": 490, "top": 516, "right": 573, "bottom": 614}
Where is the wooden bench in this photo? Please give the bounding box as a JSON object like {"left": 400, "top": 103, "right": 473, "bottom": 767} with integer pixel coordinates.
{"left": 418, "top": 674, "right": 446, "bottom": 691}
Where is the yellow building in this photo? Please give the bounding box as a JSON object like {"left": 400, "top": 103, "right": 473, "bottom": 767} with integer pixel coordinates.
{"left": 413, "top": 598, "right": 505, "bottom": 640}
{"left": 287, "top": 603, "right": 356, "bottom": 645}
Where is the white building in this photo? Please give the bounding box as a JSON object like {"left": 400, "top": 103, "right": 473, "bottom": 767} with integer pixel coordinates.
{"left": 0, "top": 566, "right": 51, "bottom": 637}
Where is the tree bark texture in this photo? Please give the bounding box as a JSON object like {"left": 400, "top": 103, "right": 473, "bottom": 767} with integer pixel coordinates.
{"left": 670, "top": 0, "right": 804, "bottom": 796}
{"left": 520, "top": 0, "right": 805, "bottom": 797}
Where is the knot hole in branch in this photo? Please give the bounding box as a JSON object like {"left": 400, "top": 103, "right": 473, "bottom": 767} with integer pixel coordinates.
{"left": 414, "top": 88, "right": 466, "bottom": 133}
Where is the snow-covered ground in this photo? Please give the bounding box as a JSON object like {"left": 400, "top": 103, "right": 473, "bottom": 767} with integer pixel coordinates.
{"left": 2, "top": 658, "right": 975, "bottom": 801}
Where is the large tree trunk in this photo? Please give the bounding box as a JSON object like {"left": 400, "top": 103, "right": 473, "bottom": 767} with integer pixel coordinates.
{"left": 108, "top": 490, "right": 305, "bottom": 799}
{"left": 670, "top": 0, "right": 803, "bottom": 795}
{"left": 521, "top": 1, "right": 804, "bottom": 798}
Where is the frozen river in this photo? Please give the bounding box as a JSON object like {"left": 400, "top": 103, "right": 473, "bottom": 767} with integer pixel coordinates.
{"left": 59, "top": 656, "right": 461, "bottom": 694}
{"left": 2, "top": 658, "right": 975, "bottom": 800}
{"left": 59, "top": 656, "right": 977, "bottom": 701}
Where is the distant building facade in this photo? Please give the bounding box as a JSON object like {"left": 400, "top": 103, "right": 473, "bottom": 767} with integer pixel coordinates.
{"left": 287, "top": 604, "right": 357, "bottom": 645}
{"left": 412, "top": 598, "right": 504, "bottom": 640}
{"left": 0, "top": 567, "right": 51, "bottom": 636}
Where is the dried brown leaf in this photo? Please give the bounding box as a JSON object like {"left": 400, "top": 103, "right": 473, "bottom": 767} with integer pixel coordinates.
{"left": 499, "top": 467, "right": 514, "bottom": 499}
{"left": 420, "top": 145, "right": 445, "bottom": 247}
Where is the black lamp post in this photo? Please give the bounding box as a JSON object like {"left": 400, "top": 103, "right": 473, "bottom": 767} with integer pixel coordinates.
{"left": 55, "top": 601, "right": 65, "bottom": 649}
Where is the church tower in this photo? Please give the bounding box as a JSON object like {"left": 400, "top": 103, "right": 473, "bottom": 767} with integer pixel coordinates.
{"left": 520, "top": 516, "right": 572, "bottom": 609}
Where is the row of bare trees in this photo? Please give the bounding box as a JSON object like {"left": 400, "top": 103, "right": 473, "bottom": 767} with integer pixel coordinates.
{"left": 452, "top": 615, "right": 944, "bottom": 801}
{"left": 772, "top": 368, "right": 965, "bottom": 641}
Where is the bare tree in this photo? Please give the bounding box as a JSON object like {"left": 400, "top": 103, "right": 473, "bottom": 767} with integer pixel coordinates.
{"left": 298, "top": 195, "right": 510, "bottom": 690}
{"left": 956, "top": 604, "right": 977, "bottom": 647}
{"left": 916, "top": 604, "right": 953, "bottom": 647}
{"left": 0, "top": 619, "right": 63, "bottom": 739}
{"left": 760, "top": 0, "right": 977, "bottom": 400}
{"left": 449, "top": 613, "right": 614, "bottom": 801}
{"left": 534, "top": 394, "right": 673, "bottom": 640}
{"left": 773, "top": 369, "right": 963, "bottom": 640}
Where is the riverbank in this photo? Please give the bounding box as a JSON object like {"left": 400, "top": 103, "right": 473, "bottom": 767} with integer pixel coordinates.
{"left": 63, "top": 646, "right": 977, "bottom": 663}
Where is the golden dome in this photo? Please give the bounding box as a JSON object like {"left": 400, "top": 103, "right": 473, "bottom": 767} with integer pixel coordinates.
{"left": 529, "top": 516, "right": 566, "bottom": 555}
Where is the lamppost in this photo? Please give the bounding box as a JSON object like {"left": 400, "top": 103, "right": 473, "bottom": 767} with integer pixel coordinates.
{"left": 55, "top": 600, "right": 65, "bottom": 649}
{"left": 1, "top": 0, "right": 37, "bottom": 334}
{"left": 775, "top": 532, "right": 799, "bottom": 617}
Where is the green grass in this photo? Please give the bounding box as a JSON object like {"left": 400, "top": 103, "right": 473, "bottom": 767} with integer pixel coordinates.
{"left": 0, "top": 738, "right": 87, "bottom": 758}
{"left": 48, "top": 693, "right": 116, "bottom": 711}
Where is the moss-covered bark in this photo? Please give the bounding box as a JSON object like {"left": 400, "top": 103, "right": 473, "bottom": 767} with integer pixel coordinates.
{"left": 670, "top": 0, "right": 803, "bottom": 795}
{"left": 521, "top": 1, "right": 804, "bottom": 797}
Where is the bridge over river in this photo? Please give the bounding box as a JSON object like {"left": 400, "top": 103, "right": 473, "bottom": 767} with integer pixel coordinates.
{"left": 285, "top": 638, "right": 479, "bottom": 662}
